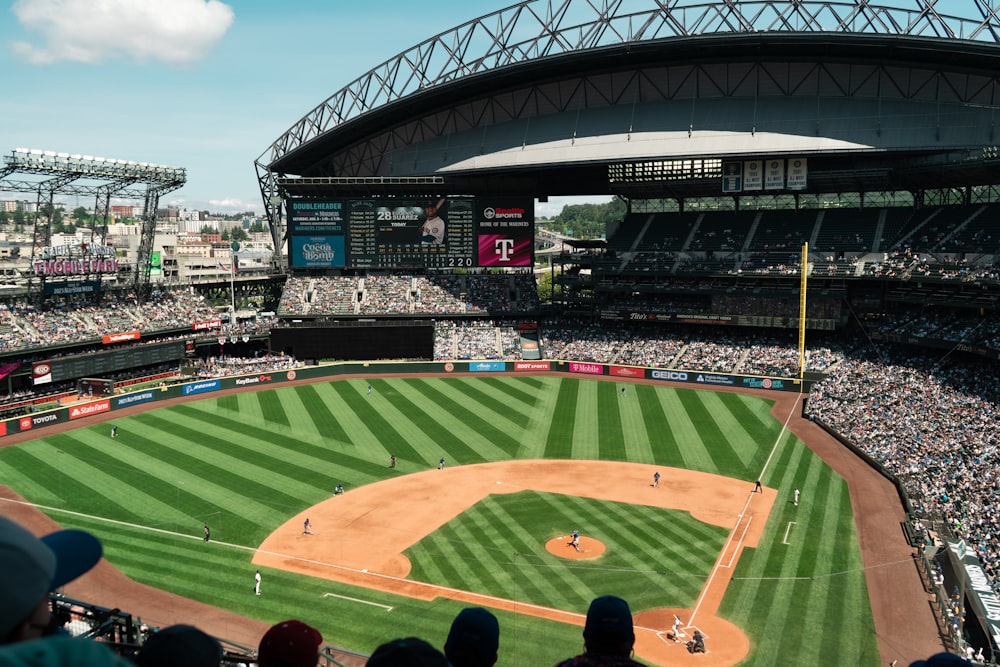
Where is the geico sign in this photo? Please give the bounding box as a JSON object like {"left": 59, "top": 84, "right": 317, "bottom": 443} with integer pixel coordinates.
{"left": 651, "top": 370, "right": 688, "bottom": 381}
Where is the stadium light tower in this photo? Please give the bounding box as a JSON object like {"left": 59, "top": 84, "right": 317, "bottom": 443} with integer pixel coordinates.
{"left": 1, "top": 148, "right": 186, "bottom": 302}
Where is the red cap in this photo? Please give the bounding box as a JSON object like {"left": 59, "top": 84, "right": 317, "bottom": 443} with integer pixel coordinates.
{"left": 258, "top": 620, "right": 323, "bottom": 667}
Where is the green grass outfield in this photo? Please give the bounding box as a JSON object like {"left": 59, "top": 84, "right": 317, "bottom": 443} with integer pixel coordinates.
{"left": 0, "top": 375, "right": 878, "bottom": 665}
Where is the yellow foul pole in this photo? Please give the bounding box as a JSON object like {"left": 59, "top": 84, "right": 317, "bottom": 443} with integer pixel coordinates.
{"left": 798, "top": 242, "right": 808, "bottom": 381}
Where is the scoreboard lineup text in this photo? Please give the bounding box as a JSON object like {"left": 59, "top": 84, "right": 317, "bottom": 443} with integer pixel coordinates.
{"left": 287, "top": 197, "right": 533, "bottom": 269}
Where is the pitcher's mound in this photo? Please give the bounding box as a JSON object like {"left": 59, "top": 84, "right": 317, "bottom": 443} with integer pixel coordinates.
{"left": 545, "top": 535, "right": 606, "bottom": 559}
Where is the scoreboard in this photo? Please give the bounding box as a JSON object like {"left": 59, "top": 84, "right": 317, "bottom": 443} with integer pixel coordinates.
{"left": 33, "top": 341, "right": 186, "bottom": 384}
{"left": 287, "top": 196, "right": 533, "bottom": 270}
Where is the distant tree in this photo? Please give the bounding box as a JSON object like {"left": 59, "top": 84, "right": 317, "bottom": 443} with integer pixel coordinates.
{"left": 72, "top": 206, "right": 89, "bottom": 225}
{"left": 0, "top": 210, "right": 8, "bottom": 227}
{"left": 229, "top": 227, "right": 249, "bottom": 242}
{"left": 220, "top": 228, "right": 230, "bottom": 241}
{"left": 548, "top": 199, "right": 625, "bottom": 239}
{"left": 200, "top": 224, "right": 215, "bottom": 235}
{"left": 249, "top": 220, "right": 266, "bottom": 233}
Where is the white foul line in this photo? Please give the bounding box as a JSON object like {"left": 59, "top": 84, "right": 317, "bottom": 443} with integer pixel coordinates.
{"left": 322, "top": 592, "right": 393, "bottom": 611}
{"left": 783, "top": 522, "right": 797, "bottom": 545}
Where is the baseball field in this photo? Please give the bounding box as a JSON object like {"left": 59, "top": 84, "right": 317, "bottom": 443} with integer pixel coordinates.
{"left": 0, "top": 373, "right": 936, "bottom": 665}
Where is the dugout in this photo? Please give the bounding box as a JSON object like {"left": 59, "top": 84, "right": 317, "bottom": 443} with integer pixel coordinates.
{"left": 270, "top": 320, "right": 435, "bottom": 361}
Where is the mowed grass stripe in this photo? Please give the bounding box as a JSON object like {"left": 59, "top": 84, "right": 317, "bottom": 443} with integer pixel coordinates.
{"left": 677, "top": 391, "right": 737, "bottom": 474}
{"left": 470, "top": 376, "right": 541, "bottom": 416}
{"left": 638, "top": 387, "right": 681, "bottom": 463}
{"left": 129, "top": 410, "right": 328, "bottom": 493}
{"left": 292, "top": 384, "right": 353, "bottom": 445}
{"left": 328, "top": 381, "right": 425, "bottom": 465}
{"left": 702, "top": 392, "right": 772, "bottom": 470}
{"left": 596, "top": 381, "right": 627, "bottom": 460}
{"left": 617, "top": 386, "right": 655, "bottom": 461}
{"left": 115, "top": 415, "right": 317, "bottom": 518}
{"left": 42, "top": 433, "right": 221, "bottom": 528}
{"left": 401, "top": 378, "right": 522, "bottom": 460}
{"left": 656, "top": 389, "right": 711, "bottom": 471}
{"left": 515, "top": 377, "right": 560, "bottom": 458}
{"left": 384, "top": 379, "right": 484, "bottom": 464}
{"left": 141, "top": 405, "right": 390, "bottom": 490}
{"left": 543, "top": 379, "right": 579, "bottom": 458}
{"left": 2, "top": 443, "right": 146, "bottom": 524}
{"left": 447, "top": 377, "right": 535, "bottom": 442}
{"left": 255, "top": 390, "right": 290, "bottom": 428}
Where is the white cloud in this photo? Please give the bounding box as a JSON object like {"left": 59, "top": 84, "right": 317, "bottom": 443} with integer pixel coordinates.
{"left": 207, "top": 197, "right": 259, "bottom": 212}
{"left": 9, "top": 0, "right": 234, "bottom": 65}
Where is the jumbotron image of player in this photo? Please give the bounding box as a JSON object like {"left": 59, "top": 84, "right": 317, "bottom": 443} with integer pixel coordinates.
{"left": 420, "top": 198, "right": 447, "bottom": 244}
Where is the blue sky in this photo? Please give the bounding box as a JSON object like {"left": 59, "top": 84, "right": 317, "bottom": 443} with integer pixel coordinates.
{"left": 0, "top": 0, "right": 609, "bottom": 217}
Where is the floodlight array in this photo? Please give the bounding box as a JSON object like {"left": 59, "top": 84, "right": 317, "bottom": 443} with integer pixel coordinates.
{"left": 8, "top": 148, "right": 185, "bottom": 184}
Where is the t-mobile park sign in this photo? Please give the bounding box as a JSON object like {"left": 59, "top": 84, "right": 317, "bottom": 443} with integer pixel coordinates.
{"left": 33, "top": 243, "right": 119, "bottom": 276}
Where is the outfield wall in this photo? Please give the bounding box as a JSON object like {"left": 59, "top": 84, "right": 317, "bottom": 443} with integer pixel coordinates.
{"left": 0, "top": 358, "right": 810, "bottom": 439}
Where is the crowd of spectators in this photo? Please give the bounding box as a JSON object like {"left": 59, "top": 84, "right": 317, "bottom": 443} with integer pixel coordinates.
{"left": 0, "top": 289, "right": 223, "bottom": 352}
{"left": 275, "top": 273, "right": 539, "bottom": 317}
{"left": 806, "top": 346, "right": 1000, "bottom": 595}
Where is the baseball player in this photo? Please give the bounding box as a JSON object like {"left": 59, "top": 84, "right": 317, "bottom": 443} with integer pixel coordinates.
{"left": 439, "top": 456, "right": 445, "bottom": 470}
{"left": 672, "top": 614, "right": 684, "bottom": 642}
{"left": 420, "top": 198, "right": 447, "bottom": 243}
{"left": 111, "top": 425, "right": 118, "bottom": 438}
{"left": 571, "top": 529, "right": 580, "bottom": 552}
{"left": 367, "top": 384, "right": 372, "bottom": 395}
{"left": 390, "top": 454, "right": 396, "bottom": 469}
{"left": 653, "top": 471, "right": 660, "bottom": 487}
{"left": 794, "top": 488, "right": 800, "bottom": 506}
{"left": 254, "top": 570, "right": 261, "bottom": 596}
{"left": 621, "top": 386, "right": 626, "bottom": 397}
{"left": 753, "top": 479, "right": 763, "bottom": 493}
{"left": 203, "top": 523, "right": 210, "bottom": 542}
{"left": 303, "top": 517, "right": 313, "bottom": 535}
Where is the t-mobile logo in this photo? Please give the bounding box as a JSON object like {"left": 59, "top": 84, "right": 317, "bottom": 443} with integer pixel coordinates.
{"left": 494, "top": 238, "right": 514, "bottom": 261}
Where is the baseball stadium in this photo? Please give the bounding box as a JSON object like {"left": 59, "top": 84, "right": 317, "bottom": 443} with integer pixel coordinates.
{"left": 1, "top": 0, "right": 1000, "bottom": 665}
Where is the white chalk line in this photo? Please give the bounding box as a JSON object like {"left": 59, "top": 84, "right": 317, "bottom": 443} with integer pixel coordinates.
{"left": 783, "top": 521, "right": 797, "bottom": 545}
{"left": 321, "top": 592, "right": 393, "bottom": 611}
{"left": 0, "top": 496, "right": 585, "bottom": 625}
{"left": 688, "top": 390, "right": 803, "bottom": 628}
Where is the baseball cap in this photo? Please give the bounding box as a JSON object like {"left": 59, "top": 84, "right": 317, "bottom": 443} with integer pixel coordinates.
{"left": 367, "top": 637, "right": 448, "bottom": 667}
{"left": 0, "top": 516, "right": 103, "bottom": 639}
{"left": 257, "top": 619, "right": 323, "bottom": 667}
{"left": 445, "top": 607, "right": 499, "bottom": 663}
{"left": 135, "top": 624, "right": 222, "bottom": 667}
{"left": 583, "top": 595, "right": 635, "bottom": 650}
{"left": 910, "top": 653, "right": 973, "bottom": 667}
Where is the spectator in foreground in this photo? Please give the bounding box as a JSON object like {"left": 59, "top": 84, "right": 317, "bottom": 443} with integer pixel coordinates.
{"left": 444, "top": 607, "right": 500, "bottom": 667}
{"left": 367, "top": 637, "right": 448, "bottom": 667}
{"left": 0, "top": 634, "right": 134, "bottom": 666}
{"left": 135, "top": 624, "right": 222, "bottom": 667}
{"left": 555, "top": 595, "right": 646, "bottom": 667}
{"left": 0, "top": 516, "right": 102, "bottom": 646}
{"left": 257, "top": 620, "right": 323, "bottom": 667}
